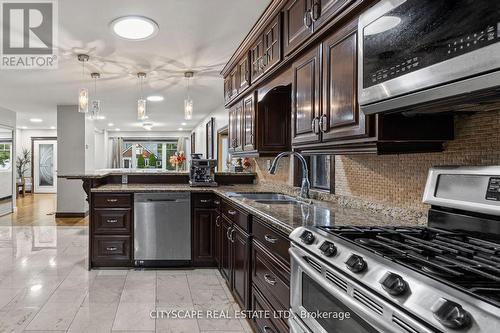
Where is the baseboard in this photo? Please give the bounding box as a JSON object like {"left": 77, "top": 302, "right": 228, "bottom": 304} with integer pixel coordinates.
{"left": 55, "top": 211, "right": 89, "bottom": 218}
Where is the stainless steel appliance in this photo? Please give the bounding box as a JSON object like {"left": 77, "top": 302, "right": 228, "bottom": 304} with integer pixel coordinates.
{"left": 189, "top": 158, "right": 217, "bottom": 187}
{"left": 134, "top": 193, "right": 191, "bottom": 267}
{"left": 289, "top": 166, "right": 500, "bottom": 332}
{"left": 358, "top": 0, "right": 500, "bottom": 115}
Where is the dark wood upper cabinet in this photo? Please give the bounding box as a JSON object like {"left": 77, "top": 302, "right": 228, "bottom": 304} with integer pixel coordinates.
{"left": 230, "top": 67, "right": 238, "bottom": 98}
{"left": 237, "top": 55, "right": 250, "bottom": 92}
{"left": 228, "top": 102, "right": 243, "bottom": 153}
{"left": 263, "top": 15, "right": 281, "bottom": 72}
{"left": 311, "top": 0, "right": 353, "bottom": 28}
{"left": 224, "top": 76, "right": 232, "bottom": 105}
{"left": 291, "top": 46, "right": 321, "bottom": 145}
{"left": 283, "top": 0, "right": 312, "bottom": 56}
{"left": 242, "top": 93, "right": 256, "bottom": 152}
{"left": 250, "top": 36, "right": 265, "bottom": 82}
{"left": 321, "top": 21, "right": 369, "bottom": 142}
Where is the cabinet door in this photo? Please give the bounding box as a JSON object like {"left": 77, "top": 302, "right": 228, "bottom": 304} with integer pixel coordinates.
{"left": 234, "top": 102, "right": 243, "bottom": 152}
{"left": 230, "top": 67, "right": 238, "bottom": 97}
{"left": 242, "top": 93, "right": 255, "bottom": 151}
{"left": 192, "top": 209, "right": 215, "bottom": 266}
{"left": 238, "top": 55, "right": 250, "bottom": 92}
{"left": 228, "top": 107, "right": 236, "bottom": 153}
{"left": 311, "top": 0, "right": 352, "bottom": 29}
{"left": 214, "top": 214, "right": 222, "bottom": 269}
{"left": 250, "top": 36, "right": 265, "bottom": 82}
{"left": 263, "top": 15, "right": 281, "bottom": 72}
{"left": 231, "top": 226, "right": 250, "bottom": 309}
{"left": 321, "top": 21, "right": 369, "bottom": 142}
{"left": 292, "top": 46, "right": 321, "bottom": 145}
{"left": 283, "top": 0, "right": 312, "bottom": 56}
{"left": 220, "top": 219, "right": 232, "bottom": 284}
{"left": 224, "top": 76, "right": 232, "bottom": 104}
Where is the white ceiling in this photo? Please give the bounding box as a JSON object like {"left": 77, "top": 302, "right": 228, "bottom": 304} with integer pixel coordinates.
{"left": 0, "top": 0, "right": 270, "bottom": 131}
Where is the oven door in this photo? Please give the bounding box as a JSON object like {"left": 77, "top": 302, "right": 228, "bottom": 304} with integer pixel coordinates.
{"left": 358, "top": 0, "right": 500, "bottom": 110}
{"left": 289, "top": 246, "right": 437, "bottom": 333}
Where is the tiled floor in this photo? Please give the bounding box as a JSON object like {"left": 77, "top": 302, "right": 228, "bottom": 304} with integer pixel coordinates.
{"left": 0, "top": 195, "right": 252, "bottom": 332}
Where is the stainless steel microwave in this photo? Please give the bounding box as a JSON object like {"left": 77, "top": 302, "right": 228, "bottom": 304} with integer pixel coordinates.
{"left": 358, "top": 0, "right": 500, "bottom": 115}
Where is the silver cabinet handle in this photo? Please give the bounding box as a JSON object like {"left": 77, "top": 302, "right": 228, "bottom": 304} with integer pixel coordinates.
{"left": 311, "top": 116, "right": 319, "bottom": 134}
{"left": 106, "top": 247, "right": 117, "bottom": 251}
{"left": 264, "top": 234, "right": 278, "bottom": 244}
{"left": 200, "top": 199, "right": 211, "bottom": 203}
{"left": 106, "top": 199, "right": 118, "bottom": 203}
{"left": 311, "top": 1, "right": 321, "bottom": 21}
{"left": 264, "top": 274, "right": 277, "bottom": 286}
{"left": 215, "top": 216, "right": 221, "bottom": 227}
{"left": 227, "top": 209, "right": 237, "bottom": 216}
{"left": 230, "top": 228, "right": 236, "bottom": 243}
{"left": 107, "top": 219, "right": 118, "bottom": 223}
{"left": 263, "top": 325, "right": 275, "bottom": 333}
{"left": 214, "top": 200, "right": 220, "bottom": 205}
{"left": 319, "top": 114, "right": 328, "bottom": 133}
{"left": 303, "top": 9, "right": 312, "bottom": 28}
{"left": 226, "top": 227, "right": 232, "bottom": 240}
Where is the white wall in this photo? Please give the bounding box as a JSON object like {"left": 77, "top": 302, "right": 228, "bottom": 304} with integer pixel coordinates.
{"left": 56, "top": 105, "right": 87, "bottom": 214}
{"left": 192, "top": 107, "right": 228, "bottom": 158}
{"left": 16, "top": 128, "right": 57, "bottom": 177}
{"left": 94, "top": 130, "right": 106, "bottom": 170}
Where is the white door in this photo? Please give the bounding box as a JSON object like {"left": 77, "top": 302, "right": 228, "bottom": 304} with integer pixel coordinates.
{"left": 33, "top": 140, "right": 57, "bottom": 193}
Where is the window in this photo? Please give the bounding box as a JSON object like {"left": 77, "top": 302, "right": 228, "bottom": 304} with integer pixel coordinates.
{"left": 0, "top": 142, "right": 12, "bottom": 171}
{"left": 294, "top": 155, "right": 333, "bottom": 192}
{"left": 121, "top": 141, "right": 177, "bottom": 170}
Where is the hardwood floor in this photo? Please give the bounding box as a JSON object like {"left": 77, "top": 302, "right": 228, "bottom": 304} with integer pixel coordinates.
{"left": 0, "top": 193, "right": 88, "bottom": 226}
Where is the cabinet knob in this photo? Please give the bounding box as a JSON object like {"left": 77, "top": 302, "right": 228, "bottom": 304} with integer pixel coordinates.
{"left": 227, "top": 209, "right": 237, "bottom": 216}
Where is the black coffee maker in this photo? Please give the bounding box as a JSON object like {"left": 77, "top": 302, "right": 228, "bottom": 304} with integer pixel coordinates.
{"left": 189, "top": 154, "right": 217, "bottom": 187}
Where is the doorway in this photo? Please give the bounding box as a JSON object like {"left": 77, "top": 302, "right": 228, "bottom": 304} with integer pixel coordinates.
{"left": 32, "top": 138, "right": 57, "bottom": 193}
{"left": 0, "top": 126, "right": 13, "bottom": 216}
{"left": 217, "top": 126, "right": 229, "bottom": 172}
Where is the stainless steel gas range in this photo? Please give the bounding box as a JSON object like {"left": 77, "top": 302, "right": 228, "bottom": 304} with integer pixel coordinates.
{"left": 289, "top": 166, "right": 500, "bottom": 333}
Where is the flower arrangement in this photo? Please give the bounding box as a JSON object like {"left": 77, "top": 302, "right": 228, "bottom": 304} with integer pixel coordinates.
{"left": 169, "top": 151, "right": 186, "bottom": 170}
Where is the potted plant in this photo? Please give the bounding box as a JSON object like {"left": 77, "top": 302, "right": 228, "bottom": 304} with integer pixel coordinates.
{"left": 16, "top": 148, "right": 31, "bottom": 181}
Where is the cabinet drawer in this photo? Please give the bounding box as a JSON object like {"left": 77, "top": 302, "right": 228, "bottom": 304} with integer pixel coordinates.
{"left": 252, "top": 241, "right": 290, "bottom": 312}
{"left": 253, "top": 218, "right": 290, "bottom": 265}
{"left": 94, "top": 193, "right": 132, "bottom": 208}
{"left": 192, "top": 194, "right": 216, "bottom": 208}
{"left": 222, "top": 201, "right": 249, "bottom": 232}
{"left": 93, "top": 208, "right": 131, "bottom": 234}
{"left": 251, "top": 286, "right": 288, "bottom": 333}
{"left": 92, "top": 236, "right": 131, "bottom": 262}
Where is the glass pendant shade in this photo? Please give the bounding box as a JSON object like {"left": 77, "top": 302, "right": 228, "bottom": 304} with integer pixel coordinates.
{"left": 137, "top": 99, "right": 147, "bottom": 120}
{"left": 184, "top": 98, "right": 193, "bottom": 120}
{"left": 78, "top": 88, "right": 89, "bottom": 113}
{"left": 90, "top": 100, "right": 101, "bottom": 119}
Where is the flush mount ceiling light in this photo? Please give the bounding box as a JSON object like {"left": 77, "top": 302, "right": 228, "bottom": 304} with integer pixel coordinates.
{"left": 147, "top": 95, "right": 164, "bottom": 102}
{"left": 110, "top": 16, "right": 159, "bottom": 41}
{"left": 30, "top": 118, "right": 42, "bottom": 123}
{"left": 77, "top": 54, "right": 89, "bottom": 113}
{"left": 142, "top": 122, "right": 153, "bottom": 131}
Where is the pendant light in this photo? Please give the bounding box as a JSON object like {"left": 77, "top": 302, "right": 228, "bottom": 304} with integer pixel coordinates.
{"left": 184, "top": 71, "right": 194, "bottom": 120}
{"left": 137, "top": 72, "right": 147, "bottom": 121}
{"left": 77, "top": 54, "right": 90, "bottom": 113}
{"left": 90, "top": 72, "right": 101, "bottom": 120}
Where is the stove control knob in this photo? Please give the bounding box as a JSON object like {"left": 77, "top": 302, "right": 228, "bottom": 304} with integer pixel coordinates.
{"left": 345, "top": 254, "right": 367, "bottom": 273}
{"left": 380, "top": 272, "right": 408, "bottom": 296}
{"left": 319, "top": 241, "right": 337, "bottom": 257}
{"left": 299, "top": 231, "right": 315, "bottom": 245}
{"left": 432, "top": 298, "right": 472, "bottom": 330}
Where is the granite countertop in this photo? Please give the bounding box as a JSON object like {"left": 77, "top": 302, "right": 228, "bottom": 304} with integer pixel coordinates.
{"left": 91, "top": 184, "right": 424, "bottom": 235}
{"left": 59, "top": 169, "right": 256, "bottom": 179}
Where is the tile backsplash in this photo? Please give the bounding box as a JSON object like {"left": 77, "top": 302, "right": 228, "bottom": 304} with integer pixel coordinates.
{"left": 253, "top": 110, "right": 500, "bottom": 215}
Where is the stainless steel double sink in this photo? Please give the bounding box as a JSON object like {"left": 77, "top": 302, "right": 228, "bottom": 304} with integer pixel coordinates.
{"left": 226, "top": 192, "right": 302, "bottom": 205}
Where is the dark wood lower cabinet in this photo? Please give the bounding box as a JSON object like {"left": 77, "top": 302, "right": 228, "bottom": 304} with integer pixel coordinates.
{"left": 220, "top": 217, "right": 232, "bottom": 284}
{"left": 192, "top": 208, "right": 215, "bottom": 267}
{"left": 231, "top": 225, "right": 251, "bottom": 309}
{"left": 252, "top": 286, "right": 289, "bottom": 333}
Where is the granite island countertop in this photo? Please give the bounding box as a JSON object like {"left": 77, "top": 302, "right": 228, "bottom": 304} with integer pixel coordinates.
{"left": 91, "top": 184, "right": 425, "bottom": 235}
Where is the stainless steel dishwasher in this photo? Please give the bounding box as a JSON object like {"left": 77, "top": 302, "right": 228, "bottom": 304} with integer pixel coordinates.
{"left": 134, "top": 192, "right": 191, "bottom": 267}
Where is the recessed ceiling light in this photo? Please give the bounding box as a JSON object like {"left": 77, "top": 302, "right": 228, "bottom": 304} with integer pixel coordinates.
{"left": 110, "top": 16, "right": 159, "bottom": 41}
{"left": 147, "top": 95, "right": 164, "bottom": 102}
{"left": 181, "top": 122, "right": 187, "bottom": 126}
{"left": 50, "top": 126, "right": 56, "bottom": 129}
{"left": 19, "top": 126, "right": 28, "bottom": 129}
{"left": 30, "top": 118, "right": 42, "bottom": 123}
{"left": 115, "top": 128, "right": 121, "bottom": 131}
{"left": 178, "top": 127, "right": 183, "bottom": 131}
{"left": 142, "top": 122, "right": 153, "bottom": 131}
{"left": 108, "top": 123, "right": 114, "bottom": 127}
